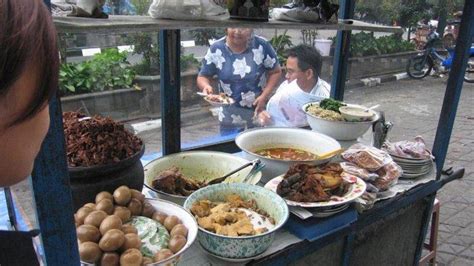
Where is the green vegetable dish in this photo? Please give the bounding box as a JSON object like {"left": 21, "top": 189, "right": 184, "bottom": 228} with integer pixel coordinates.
{"left": 319, "top": 98, "right": 346, "bottom": 113}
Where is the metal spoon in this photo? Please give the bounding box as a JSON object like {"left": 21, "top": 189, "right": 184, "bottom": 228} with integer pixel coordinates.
{"left": 207, "top": 159, "right": 261, "bottom": 185}
{"left": 316, "top": 148, "right": 344, "bottom": 160}
{"left": 365, "top": 104, "right": 380, "bottom": 112}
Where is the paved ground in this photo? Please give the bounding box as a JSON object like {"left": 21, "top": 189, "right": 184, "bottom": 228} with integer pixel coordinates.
{"left": 6, "top": 75, "right": 473, "bottom": 264}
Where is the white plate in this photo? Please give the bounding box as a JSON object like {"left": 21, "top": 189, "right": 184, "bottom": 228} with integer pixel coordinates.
{"left": 396, "top": 161, "right": 432, "bottom": 167}
{"left": 391, "top": 154, "right": 432, "bottom": 163}
{"left": 311, "top": 204, "right": 350, "bottom": 218}
{"left": 401, "top": 165, "right": 432, "bottom": 172}
{"left": 401, "top": 170, "right": 432, "bottom": 179}
{"left": 203, "top": 95, "right": 235, "bottom": 107}
{"left": 264, "top": 175, "right": 366, "bottom": 208}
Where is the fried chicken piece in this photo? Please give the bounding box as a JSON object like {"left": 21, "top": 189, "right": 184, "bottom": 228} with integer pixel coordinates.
{"left": 234, "top": 219, "right": 255, "bottom": 236}
{"left": 197, "top": 216, "right": 216, "bottom": 232}
{"left": 210, "top": 202, "right": 231, "bottom": 213}
{"left": 190, "top": 200, "right": 212, "bottom": 217}
{"left": 227, "top": 194, "right": 245, "bottom": 208}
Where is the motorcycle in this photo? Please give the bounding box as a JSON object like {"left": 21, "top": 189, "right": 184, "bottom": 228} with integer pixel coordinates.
{"left": 406, "top": 29, "right": 474, "bottom": 83}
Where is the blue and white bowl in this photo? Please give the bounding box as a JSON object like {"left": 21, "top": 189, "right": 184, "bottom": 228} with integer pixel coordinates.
{"left": 183, "top": 183, "right": 289, "bottom": 259}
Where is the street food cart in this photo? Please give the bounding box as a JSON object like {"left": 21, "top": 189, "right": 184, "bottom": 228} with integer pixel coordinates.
{"left": 2, "top": 0, "right": 473, "bottom": 265}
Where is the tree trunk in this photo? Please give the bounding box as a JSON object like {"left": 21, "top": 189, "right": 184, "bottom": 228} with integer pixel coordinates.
{"left": 436, "top": 0, "right": 447, "bottom": 37}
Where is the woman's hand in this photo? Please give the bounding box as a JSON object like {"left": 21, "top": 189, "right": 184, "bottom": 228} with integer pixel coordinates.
{"left": 197, "top": 76, "right": 214, "bottom": 95}
{"left": 202, "top": 85, "right": 214, "bottom": 95}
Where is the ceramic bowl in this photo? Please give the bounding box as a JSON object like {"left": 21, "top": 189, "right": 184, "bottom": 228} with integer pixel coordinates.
{"left": 302, "top": 102, "right": 379, "bottom": 141}
{"left": 183, "top": 183, "right": 289, "bottom": 259}
{"left": 144, "top": 151, "right": 262, "bottom": 205}
{"left": 235, "top": 127, "right": 341, "bottom": 182}
{"left": 339, "top": 105, "right": 376, "bottom": 122}
{"left": 81, "top": 198, "right": 198, "bottom": 266}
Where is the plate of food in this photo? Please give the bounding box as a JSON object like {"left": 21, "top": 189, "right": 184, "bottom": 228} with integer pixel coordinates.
{"left": 202, "top": 93, "right": 235, "bottom": 107}
{"left": 264, "top": 163, "right": 366, "bottom": 208}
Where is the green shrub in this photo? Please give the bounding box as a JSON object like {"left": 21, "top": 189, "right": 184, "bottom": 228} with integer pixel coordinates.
{"left": 331, "top": 32, "right": 416, "bottom": 57}
{"left": 189, "top": 29, "right": 225, "bottom": 46}
{"left": 59, "top": 48, "right": 135, "bottom": 95}
{"left": 180, "top": 53, "right": 199, "bottom": 70}
{"left": 129, "top": 33, "right": 160, "bottom": 75}
{"left": 269, "top": 31, "right": 293, "bottom": 65}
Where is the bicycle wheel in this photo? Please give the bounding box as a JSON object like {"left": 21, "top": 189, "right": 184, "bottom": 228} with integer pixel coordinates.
{"left": 407, "top": 55, "right": 433, "bottom": 79}
{"left": 464, "top": 56, "right": 474, "bottom": 83}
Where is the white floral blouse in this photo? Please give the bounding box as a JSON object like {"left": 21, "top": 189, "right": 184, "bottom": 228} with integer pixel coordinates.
{"left": 199, "top": 35, "right": 279, "bottom": 127}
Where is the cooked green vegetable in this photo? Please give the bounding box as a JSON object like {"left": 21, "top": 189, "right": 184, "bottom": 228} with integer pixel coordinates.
{"left": 319, "top": 98, "right": 346, "bottom": 113}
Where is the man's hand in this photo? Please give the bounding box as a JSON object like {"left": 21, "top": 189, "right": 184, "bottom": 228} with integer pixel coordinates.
{"left": 202, "top": 85, "right": 214, "bottom": 95}
{"left": 253, "top": 94, "right": 268, "bottom": 114}
{"left": 253, "top": 110, "right": 272, "bottom": 126}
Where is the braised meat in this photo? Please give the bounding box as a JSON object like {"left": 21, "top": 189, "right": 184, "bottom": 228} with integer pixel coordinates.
{"left": 151, "top": 167, "right": 205, "bottom": 196}
{"left": 277, "top": 163, "right": 349, "bottom": 203}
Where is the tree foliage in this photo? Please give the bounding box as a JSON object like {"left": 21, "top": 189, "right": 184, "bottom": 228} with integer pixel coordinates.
{"left": 355, "top": 0, "right": 464, "bottom": 26}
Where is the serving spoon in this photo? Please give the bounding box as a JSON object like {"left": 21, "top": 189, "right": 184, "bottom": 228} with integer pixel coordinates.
{"left": 316, "top": 148, "right": 344, "bottom": 160}
{"left": 365, "top": 104, "right": 380, "bottom": 112}
{"left": 206, "top": 159, "right": 261, "bottom": 185}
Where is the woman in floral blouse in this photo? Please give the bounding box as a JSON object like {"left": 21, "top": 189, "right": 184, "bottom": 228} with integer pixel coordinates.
{"left": 197, "top": 28, "right": 282, "bottom": 135}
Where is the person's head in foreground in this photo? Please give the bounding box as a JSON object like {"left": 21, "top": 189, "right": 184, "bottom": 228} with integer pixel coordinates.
{"left": 285, "top": 44, "right": 323, "bottom": 92}
{"left": 0, "top": 0, "right": 59, "bottom": 186}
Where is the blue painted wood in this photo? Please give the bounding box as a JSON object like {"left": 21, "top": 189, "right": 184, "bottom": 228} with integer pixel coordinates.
{"left": 22, "top": 1, "right": 80, "bottom": 265}
{"left": 330, "top": 0, "right": 355, "bottom": 101}
{"left": 414, "top": 195, "right": 436, "bottom": 265}
{"left": 342, "top": 233, "right": 355, "bottom": 266}
{"left": 252, "top": 226, "right": 353, "bottom": 266}
{"left": 159, "top": 30, "right": 181, "bottom": 155}
{"left": 31, "top": 96, "right": 80, "bottom": 265}
{"left": 432, "top": 1, "right": 474, "bottom": 179}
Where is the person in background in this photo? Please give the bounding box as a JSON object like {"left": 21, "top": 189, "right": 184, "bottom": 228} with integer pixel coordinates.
{"left": 197, "top": 28, "right": 282, "bottom": 135}
{"left": 0, "top": 0, "right": 59, "bottom": 187}
{"left": 257, "top": 44, "right": 330, "bottom": 127}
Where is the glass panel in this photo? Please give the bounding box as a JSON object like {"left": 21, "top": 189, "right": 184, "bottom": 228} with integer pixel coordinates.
{"left": 58, "top": 31, "right": 162, "bottom": 161}
{"left": 180, "top": 28, "right": 337, "bottom": 151}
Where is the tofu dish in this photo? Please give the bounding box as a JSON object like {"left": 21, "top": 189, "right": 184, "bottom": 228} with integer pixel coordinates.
{"left": 190, "top": 194, "right": 275, "bottom": 237}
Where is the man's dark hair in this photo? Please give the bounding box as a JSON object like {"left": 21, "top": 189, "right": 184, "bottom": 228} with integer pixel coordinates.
{"left": 0, "top": 0, "right": 59, "bottom": 126}
{"left": 285, "top": 44, "right": 323, "bottom": 77}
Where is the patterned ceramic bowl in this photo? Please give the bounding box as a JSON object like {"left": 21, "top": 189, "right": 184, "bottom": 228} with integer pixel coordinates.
{"left": 183, "top": 183, "right": 289, "bottom": 259}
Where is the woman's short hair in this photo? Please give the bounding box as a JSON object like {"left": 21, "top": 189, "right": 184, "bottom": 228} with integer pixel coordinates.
{"left": 285, "top": 44, "right": 323, "bottom": 77}
{"left": 0, "top": 0, "right": 59, "bottom": 125}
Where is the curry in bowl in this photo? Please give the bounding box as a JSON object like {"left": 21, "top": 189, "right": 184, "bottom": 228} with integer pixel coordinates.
{"left": 254, "top": 147, "right": 318, "bottom": 161}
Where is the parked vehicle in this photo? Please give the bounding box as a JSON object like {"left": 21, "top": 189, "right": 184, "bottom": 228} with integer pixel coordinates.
{"left": 406, "top": 29, "right": 474, "bottom": 83}
{"left": 442, "top": 20, "right": 461, "bottom": 49}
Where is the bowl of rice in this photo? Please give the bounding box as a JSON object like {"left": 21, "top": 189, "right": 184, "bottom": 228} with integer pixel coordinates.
{"left": 302, "top": 101, "right": 379, "bottom": 140}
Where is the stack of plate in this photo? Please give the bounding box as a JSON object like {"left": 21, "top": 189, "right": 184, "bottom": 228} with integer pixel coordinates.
{"left": 390, "top": 154, "right": 433, "bottom": 179}
{"left": 289, "top": 204, "right": 350, "bottom": 219}
{"left": 310, "top": 204, "right": 350, "bottom": 218}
